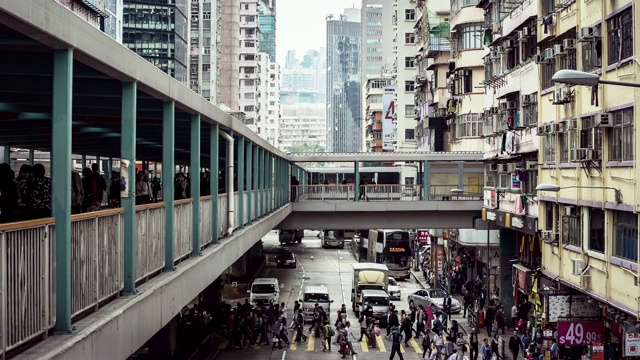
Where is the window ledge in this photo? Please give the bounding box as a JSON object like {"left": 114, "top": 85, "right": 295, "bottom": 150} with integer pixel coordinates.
{"left": 610, "top": 256, "right": 638, "bottom": 272}
{"left": 605, "top": 161, "right": 634, "bottom": 167}
{"left": 541, "top": 164, "right": 556, "bottom": 169}
{"left": 605, "top": 57, "right": 633, "bottom": 72}
{"left": 563, "top": 244, "right": 582, "bottom": 254}
{"left": 541, "top": 87, "right": 554, "bottom": 96}
{"left": 559, "top": 163, "right": 578, "bottom": 169}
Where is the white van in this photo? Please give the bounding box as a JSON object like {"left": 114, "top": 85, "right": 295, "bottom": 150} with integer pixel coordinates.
{"left": 248, "top": 278, "right": 280, "bottom": 305}
{"left": 359, "top": 289, "right": 390, "bottom": 327}
{"left": 301, "top": 286, "right": 333, "bottom": 322}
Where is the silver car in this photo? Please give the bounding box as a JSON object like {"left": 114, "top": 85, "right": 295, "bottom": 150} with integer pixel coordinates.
{"left": 407, "top": 288, "right": 462, "bottom": 314}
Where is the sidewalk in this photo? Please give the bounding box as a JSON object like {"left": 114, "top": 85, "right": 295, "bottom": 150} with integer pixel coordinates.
{"left": 411, "top": 270, "right": 514, "bottom": 360}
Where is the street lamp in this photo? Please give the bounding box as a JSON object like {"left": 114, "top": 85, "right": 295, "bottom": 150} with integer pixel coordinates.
{"left": 535, "top": 183, "right": 622, "bottom": 204}
{"left": 552, "top": 69, "right": 640, "bottom": 88}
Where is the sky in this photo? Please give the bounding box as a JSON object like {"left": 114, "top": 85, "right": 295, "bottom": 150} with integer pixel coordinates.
{"left": 275, "top": 0, "right": 362, "bottom": 65}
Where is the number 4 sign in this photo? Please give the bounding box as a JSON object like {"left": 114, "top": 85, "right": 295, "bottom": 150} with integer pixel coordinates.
{"left": 558, "top": 322, "right": 604, "bottom": 346}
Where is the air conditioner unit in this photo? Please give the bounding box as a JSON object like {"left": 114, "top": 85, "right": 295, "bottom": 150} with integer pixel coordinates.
{"left": 571, "top": 259, "right": 588, "bottom": 276}
{"left": 506, "top": 163, "right": 517, "bottom": 172}
{"left": 504, "top": 40, "right": 513, "bottom": 48}
{"left": 499, "top": 102, "right": 509, "bottom": 111}
{"left": 563, "top": 39, "right": 576, "bottom": 50}
{"left": 507, "top": 101, "right": 516, "bottom": 109}
{"left": 526, "top": 161, "right": 537, "bottom": 170}
{"left": 489, "top": 163, "right": 498, "bottom": 171}
{"left": 578, "top": 26, "right": 600, "bottom": 42}
{"left": 553, "top": 44, "right": 565, "bottom": 56}
{"left": 540, "top": 230, "right": 558, "bottom": 243}
{"left": 522, "top": 27, "right": 530, "bottom": 37}
{"left": 553, "top": 87, "right": 565, "bottom": 104}
{"left": 570, "top": 148, "right": 588, "bottom": 162}
{"left": 535, "top": 54, "right": 549, "bottom": 64}
{"left": 536, "top": 125, "right": 547, "bottom": 136}
{"left": 544, "top": 123, "right": 552, "bottom": 134}
{"left": 586, "top": 149, "right": 600, "bottom": 160}
{"left": 552, "top": 122, "right": 564, "bottom": 133}
{"left": 462, "top": 70, "right": 472, "bottom": 77}
{"left": 594, "top": 112, "right": 612, "bottom": 127}
{"left": 564, "top": 205, "right": 576, "bottom": 216}
{"left": 490, "top": 106, "right": 499, "bottom": 114}
{"left": 498, "top": 164, "right": 509, "bottom": 173}
{"left": 496, "top": 46, "right": 505, "bottom": 53}
{"left": 518, "top": 31, "right": 526, "bottom": 42}
{"left": 564, "top": 119, "right": 577, "bottom": 130}
{"left": 521, "top": 94, "right": 532, "bottom": 104}
{"left": 544, "top": 48, "right": 554, "bottom": 59}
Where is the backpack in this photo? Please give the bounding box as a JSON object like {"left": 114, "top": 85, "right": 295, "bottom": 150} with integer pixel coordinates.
{"left": 328, "top": 326, "right": 336, "bottom": 336}
{"left": 392, "top": 331, "right": 402, "bottom": 345}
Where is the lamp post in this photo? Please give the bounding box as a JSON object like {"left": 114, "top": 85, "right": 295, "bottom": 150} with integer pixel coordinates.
{"left": 535, "top": 183, "right": 622, "bottom": 204}
{"left": 552, "top": 69, "right": 640, "bottom": 88}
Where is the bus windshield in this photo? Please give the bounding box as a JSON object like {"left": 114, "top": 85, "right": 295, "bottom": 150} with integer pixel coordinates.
{"left": 382, "top": 231, "right": 411, "bottom": 268}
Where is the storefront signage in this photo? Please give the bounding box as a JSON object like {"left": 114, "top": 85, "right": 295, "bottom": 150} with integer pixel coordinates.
{"left": 417, "top": 230, "right": 429, "bottom": 243}
{"left": 548, "top": 294, "right": 600, "bottom": 322}
{"left": 484, "top": 189, "right": 498, "bottom": 208}
{"left": 558, "top": 321, "right": 604, "bottom": 345}
{"left": 486, "top": 211, "right": 496, "bottom": 221}
{"left": 625, "top": 332, "right": 640, "bottom": 357}
{"left": 389, "top": 247, "right": 405, "bottom": 253}
{"left": 511, "top": 216, "right": 524, "bottom": 229}
{"left": 591, "top": 343, "right": 605, "bottom": 360}
{"left": 513, "top": 265, "right": 531, "bottom": 294}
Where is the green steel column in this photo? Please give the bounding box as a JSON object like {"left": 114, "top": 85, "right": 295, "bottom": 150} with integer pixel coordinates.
{"left": 270, "top": 155, "right": 275, "bottom": 210}
{"left": 1, "top": 147, "right": 9, "bottom": 164}
{"left": 274, "top": 157, "right": 278, "bottom": 207}
{"left": 276, "top": 158, "right": 280, "bottom": 206}
{"left": 82, "top": 154, "right": 86, "bottom": 169}
{"left": 28, "top": 149, "right": 34, "bottom": 166}
{"left": 190, "top": 114, "right": 201, "bottom": 256}
{"left": 237, "top": 137, "right": 245, "bottom": 228}
{"left": 354, "top": 162, "right": 360, "bottom": 202}
{"left": 423, "top": 161, "right": 430, "bottom": 200}
{"left": 253, "top": 145, "right": 259, "bottom": 220}
{"left": 261, "top": 149, "right": 266, "bottom": 213}
{"left": 245, "top": 140, "right": 252, "bottom": 224}
{"left": 121, "top": 82, "right": 137, "bottom": 294}
{"left": 210, "top": 124, "right": 219, "bottom": 244}
{"left": 108, "top": 157, "right": 113, "bottom": 176}
{"left": 52, "top": 49, "right": 73, "bottom": 333}
{"left": 163, "top": 101, "right": 176, "bottom": 271}
{"left": 224, "top": 134, "right": 231, "bottom": 193}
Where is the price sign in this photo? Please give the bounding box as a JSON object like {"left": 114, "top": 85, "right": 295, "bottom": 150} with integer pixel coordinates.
{"left": 558, "top": 322, "right": 604, "bottom": 346}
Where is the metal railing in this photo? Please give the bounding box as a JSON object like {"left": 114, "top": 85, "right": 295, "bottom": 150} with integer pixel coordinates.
{"left": 429, "top": 184, "right": 483, "bottom": 200}
{"left": 294, "top": 184, "right": 483, "bottom": 202}
{"left": 296, "top": 184, "right": 355, "bottom": 201}
{"left": 218, "top": 193, "right": 228, "bottom": 237}
{"left": 199, "top": 196, "right": 213, "bottom": 248}
{"left": 135, "top": 203, "right": 165, "bottom": 282}
{"left": 174, "top": 199, "right": 193, "bottom": 262}
{"left": 70, "top": 209, "right": 124, "bottom": 318}
{"left": 0, "top": 218, "right": 56, "bottom": 355}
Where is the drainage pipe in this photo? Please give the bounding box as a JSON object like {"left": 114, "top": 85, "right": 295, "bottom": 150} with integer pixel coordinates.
{"left": 220, "top": 131, "right": 235, "bottom": 235}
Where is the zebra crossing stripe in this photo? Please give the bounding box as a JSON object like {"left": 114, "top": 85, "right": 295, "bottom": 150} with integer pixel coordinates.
{"left": 290, "top": 331, "right": 297, "bottom": 351}
{"left": 360, "top": 339, "right": 369, "bottom": 352}
{"left": 375, "top": 335, "right": 387, "bottom": 352}
{"left": 409, "top": 338, "right": 423, "bottom": 353}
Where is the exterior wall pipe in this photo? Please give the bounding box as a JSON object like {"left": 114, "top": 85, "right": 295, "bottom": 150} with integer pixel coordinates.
{"left": 219, "top": 131, "right": 235, "bottom": 235}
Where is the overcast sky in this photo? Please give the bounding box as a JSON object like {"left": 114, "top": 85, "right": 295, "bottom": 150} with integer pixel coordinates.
{"left": 275, "top": 0, "right": 362, "bottom": 65}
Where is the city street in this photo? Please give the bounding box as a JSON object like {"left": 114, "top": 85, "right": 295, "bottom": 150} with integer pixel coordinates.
{"left": 212, "top": 231, "right": 428, "bottom": 360}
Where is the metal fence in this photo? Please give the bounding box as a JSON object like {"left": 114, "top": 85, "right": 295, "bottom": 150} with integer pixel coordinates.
{"left": 294, "top": 184, "right": 482, "bottom": 201}
{"left": 173, "top": 199, "right": 193, "bottom": 262}
{"left": 199, "top": 196, "right": 213, "bottom": 248}
{"left": 0, "top": 219, "right": 56, "bottom": 355}
{"left": 70, "top": 209, "right": 124, "bottom": 318}
{"left": 135, "top": 203, "right": 165, "bottom": 283}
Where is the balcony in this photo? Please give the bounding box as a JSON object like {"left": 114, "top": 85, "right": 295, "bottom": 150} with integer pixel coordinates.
{"left": 426, "top": 37, "right": 451, "bottom": 57}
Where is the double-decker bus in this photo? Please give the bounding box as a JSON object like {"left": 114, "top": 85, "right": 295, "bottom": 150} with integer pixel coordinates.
{"left": 364, "top": 229, "right": 411, "bottom": 280}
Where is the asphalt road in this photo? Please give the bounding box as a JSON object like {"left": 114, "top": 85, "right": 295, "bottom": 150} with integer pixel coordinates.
{"left": 212, "top": 231, "right": 430, "bottom": 360}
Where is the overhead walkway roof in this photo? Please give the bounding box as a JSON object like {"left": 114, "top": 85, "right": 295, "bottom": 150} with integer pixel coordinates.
{"left": 287, "top": 151, "right": 484, "bottom": 162}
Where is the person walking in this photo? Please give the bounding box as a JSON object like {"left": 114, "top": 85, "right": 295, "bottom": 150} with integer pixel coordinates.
{"left": 468, "top": 327, "right": 479, "bottom": 360}
{"left": 509, "top": 330, "right": 524, "bottom": 360}
{"left": 389, "top": 327, "right": 405, "bottom": 360}
{"left": 481, "top": 338, "right": 492, "bottom": 360}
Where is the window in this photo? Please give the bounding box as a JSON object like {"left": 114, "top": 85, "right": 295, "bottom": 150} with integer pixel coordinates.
{"left": 455, "top": 113, "right": 483, "bottom": 138}
{"left": 522, "top": 170, "right": 538, "bottom": 195}
{"left": 368, "top": 94, "right": 383, "bottom": 103}
{"left": 559, "top": 129, "right": 576, "bottom": 163}
{"left": 405, "top": 9, "right": 415, "bottom": 21}
{"left": 367, "top": 47, "right": 382, "bottom": 53}
{"left": 244, "top": 92, "right": 254, "bottom": 99}
{"left": 243, "top": 105, "right": 255, "bottom": 112}
{"left": 607, "top": 8, "right": 633, "bottom": 65}
{"left": 610, "top": 107, "right": 634, "bottom": 161}
{"left": 582, "top": 25, "right": 602, "bottom": 72}
{"left": 460, "top": 25, "right": 483, "bottom": 50}
{"left": 589, "top": 208, "right": 605, "bottom": 253}
{"left": 405, "top": 57, "right": 415, "bottom": 68}
{"left": 405, "top": 129, "right": 415, "bottom": 140}
{"left": 203, "top": 11, "right": 211, "bottom": 20}
{"left": 541, "top": 58, "right": 556, "bottom": 90}
{"left": 244, "top": 41, "right": 255, "bottom": 47}
{"left": 269, "top": 101, "right": 275, "bottom": 106}
{"left": 244, "top": 54, "right": 255, "bottom": 61}
{"left": 405, "top": 105, "right": 414, "bottom": 116}
{"left": 580, "top": 116, "right": 603, "bottom": 160}
{"left": 244, "top": 79, "right": 254, "bottom": 86}
{"left": 366, "top": 56, "right": 383, "bottom": 62}
{"left": 405, "top": 33, "right": 416, "bottom": 44}
{"left": 562, "top": 207, "right": 581, "bottom": 247}
{"left": 543, "top": 134, "right": 556, "bottom": 163}
{"left": 613, "top": 210, "right": 638, "bottom": 261}
{"left": 454, "top": 70, "right": 473, "bottom": 93}
{"left": 522, "top": 93, "right": 538, "bottom": 126}
{"left": 202, "top": 64, "right": 210, "bottom": 72}
{"left": 366, "top": 38, "right": 383, "bottom": 44}
{"left": 371, "top": 80, "right": 390, "bottom": 88}
{"left": 405, "top": 81, "right": 415, "bottom": 92}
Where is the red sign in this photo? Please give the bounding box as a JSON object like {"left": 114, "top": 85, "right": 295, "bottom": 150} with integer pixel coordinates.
{"left": 417, "top": 230, "right": 429, "bottom": 243}
{"left": 558, "top": 321, "right": 604, "bottom": 345}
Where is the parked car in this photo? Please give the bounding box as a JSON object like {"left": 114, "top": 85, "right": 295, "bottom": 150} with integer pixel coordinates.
{"left": 388, "top": 277, "right": 401, "bottom": 300}
{"left": 275, "top": 249, "right": 297, "bottom": 268}
{"left": 407, "top": 288, "right": 461, "bottom": 314}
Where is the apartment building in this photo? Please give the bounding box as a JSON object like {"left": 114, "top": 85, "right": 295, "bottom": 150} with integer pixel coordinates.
{"left": 258, "top": 0, "right": 276, "bottom": 59}
{"left": 533, "top": 0, "right": 639, "bottom": 350}
{"left": 189, "top": 0, "right": 221, "bottom": 103}
{"left": 279, "top": 90, "right": 326, "bottom": 152}
{"left": 263, "top": 60, "right": 280, "bottom": 147}
{"left": 364, "top": 77, "right": 393, "bottom": 152}
{"left": 238, "top": 0, "right": 260, "bottom": 127}
{"left": 219, "top": 0, "right": 240, "bottom": 110}
{"left": 57, "top": 0, "right": 123, "bottom": 42}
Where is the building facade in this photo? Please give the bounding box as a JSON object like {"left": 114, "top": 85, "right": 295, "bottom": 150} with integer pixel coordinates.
{"left": 219, "top": 0, "right": 240, "bottom": 110}
{"left": 238, "top": 0, "right": 260, "bottom": 126}
{"left": 264, "top": 61, "right": 280, "bottom": 148}
{"left": 279, "top": 91, "right": 326, "bottom": 152}
{"left": 326, "top": 10, "right": 362, "bottom": 153}
{"left": 122, "top": 0, "right": 189, "bottom": 84}
{"left": 189, "top": 0, "right": 221, "bottom": 103}
{"left": 56, "top": 0, "right": 123, "bottom": 43}
{"left": 364, "top": 77, "right": 392, "bottom": 152}
{"left": 258, "top": 0, "right": 276, "bottom": 59}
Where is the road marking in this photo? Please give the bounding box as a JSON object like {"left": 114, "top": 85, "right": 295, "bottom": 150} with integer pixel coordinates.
{"left": 375, "top": 335, "right": 386, "bottom": 352}
{"left": 360, "top": 339, "right": 368, "bottom": 352}
{"left": 306, "top": 335, "right": 315, "bottom": 351}
{"left": 409, "top": 338, "right": 423, "bottom": 353}
{"left": 400, "top": 342, "right": 405, "bottom": 353}
{"left": 290, "top": 331, "right": 297, "bottom": 351}
{"left": 281, "top": 350, "right": 286, "bottom": 360}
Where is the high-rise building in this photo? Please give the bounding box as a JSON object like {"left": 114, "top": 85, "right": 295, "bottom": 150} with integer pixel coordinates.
{"left": 363, "top": 77, "right": 393, "bottom": 152}
{"left": 281, "top": 49, "right": 326, "bottom": 101}
{"left": 280, "top": 90, "right": 326, "bottom": 152}
{"left": 123, "top": 0, "right": 189, "bottom": 84}
{"left": 219, "top": 0, "right": 240, "bottom": 110}
{"left": 264, "top": 61, "right": 280, "bottom": 147}
{"left": 326, "top": 9, "right": 362, "bottom": 153}
{"left": 55, "top": 0, "right": 123, "bottom": 42}
{"left": 360, "top": 0, "right": 394, "bottom": 81}
{"left": 189, "top": 0, "right": 221, "bottom": 103}
{"left": 238, "top": 0, "right": 260, "bottom": 127}
{"left": 258, "top": 0, "right": 276, "bottom": 60}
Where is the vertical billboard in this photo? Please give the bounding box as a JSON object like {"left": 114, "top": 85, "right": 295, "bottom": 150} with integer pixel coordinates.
{"left": 382, "top": 86, "right": 395, "bottom": 150}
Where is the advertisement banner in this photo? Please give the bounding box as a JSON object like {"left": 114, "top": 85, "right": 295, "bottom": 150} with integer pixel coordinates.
{"left": 547, "top": 294, "right": 600, "bottom": 322}
{"left": 557, "top": 321, "right": 604, "bottom": 346}
{"left": 417, "top": 230, "right": 429, "bottom": 243}
{"left": 625, "top": 332, "right": 640, "bottom": 356}
{"left": 382, "top": 86, "right": 395, "bottom": 150}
